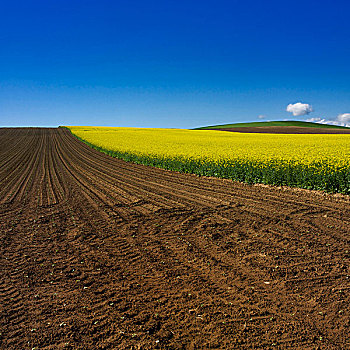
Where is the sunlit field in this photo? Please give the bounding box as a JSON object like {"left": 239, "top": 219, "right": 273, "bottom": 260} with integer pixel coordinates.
{"left": 67, "top": 126, "right": 350, "bottom": 194}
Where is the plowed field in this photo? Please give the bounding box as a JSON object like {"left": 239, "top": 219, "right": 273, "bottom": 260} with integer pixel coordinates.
{"left": 1, "top": 128, "right": 350, "bottom": 349}
{"left": 213, "top": 126, "right": 350, "bottom": 134}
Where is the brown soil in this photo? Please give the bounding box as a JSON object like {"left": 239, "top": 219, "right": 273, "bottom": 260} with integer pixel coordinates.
{"left": 1, "top": 127, "right": 350, "bottom": 349}
{"left": 214, "top": 126, "right": 350, "bottom": 134}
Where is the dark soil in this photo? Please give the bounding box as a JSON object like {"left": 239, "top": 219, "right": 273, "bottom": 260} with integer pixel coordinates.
{"left": 213, "top": 126, "right": 350, "bottom": 134}
{"left": 1, "top": 128, "right": 350, "bottom": 349}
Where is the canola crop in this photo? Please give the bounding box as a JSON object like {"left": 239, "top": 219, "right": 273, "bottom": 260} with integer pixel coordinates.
{"left": 66, "top": 126, "right": 350, "bottom": 194}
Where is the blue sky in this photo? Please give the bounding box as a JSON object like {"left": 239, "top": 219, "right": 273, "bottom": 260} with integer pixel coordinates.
{"left": 1, "top": 0, "right": 349, "bottom": 128}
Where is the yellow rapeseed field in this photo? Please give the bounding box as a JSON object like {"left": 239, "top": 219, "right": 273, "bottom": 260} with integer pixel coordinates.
{"left": 66, "top": 126, "right": 350, "bottom": 193}
{"left": 68, "top": 126, "right": 350, "bottom": 167}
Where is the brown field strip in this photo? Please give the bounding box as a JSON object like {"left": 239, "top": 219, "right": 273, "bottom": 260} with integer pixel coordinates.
{"left": 212, "top": 126, "right": 350, "bottom": 134}
{"left": 1, "top": 128, "right": 350, "bottom": 349}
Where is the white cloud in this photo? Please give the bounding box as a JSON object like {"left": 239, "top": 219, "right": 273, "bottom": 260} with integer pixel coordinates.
{"left": 306, "top": 114, "right": 350, "bottom": 127}
{"left": 337, "top": 113, "right": 350, "bottom": 125}
{"left": 286, "top": 102, "right": 313, "bottom": 117}
{"left": 258, "top": 115, "right": 265, "bottom": 119}
{"left": 307, "top": 117, "right": 323, "bottom": 123}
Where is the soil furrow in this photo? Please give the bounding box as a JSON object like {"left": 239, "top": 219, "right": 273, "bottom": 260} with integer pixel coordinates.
{"left": 1, "top": 127, "right": 349, "bottom": 349}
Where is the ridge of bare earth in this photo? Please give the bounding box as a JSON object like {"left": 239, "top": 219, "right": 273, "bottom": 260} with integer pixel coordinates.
{"left": 210, "top": 126, "right": 350, "bottom": 134}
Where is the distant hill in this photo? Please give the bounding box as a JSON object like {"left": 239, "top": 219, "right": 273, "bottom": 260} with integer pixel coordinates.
{"left": 194, "top": 120, "right": 348, "bottom": 130}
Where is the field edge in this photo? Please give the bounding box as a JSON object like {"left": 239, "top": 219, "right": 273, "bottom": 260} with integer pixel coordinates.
{"left": 63, "top": 126, "right": 350, "bottom": 195}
